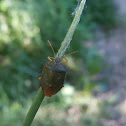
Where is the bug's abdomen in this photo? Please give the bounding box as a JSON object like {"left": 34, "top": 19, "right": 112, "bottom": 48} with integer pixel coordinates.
{"left": 40, "top": 61, "right": 67, "bottom": 97}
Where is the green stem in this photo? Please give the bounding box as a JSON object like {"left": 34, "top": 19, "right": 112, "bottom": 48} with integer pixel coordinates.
{"left": 56, "top": 0, "right": 86, "bottom": 58}
{"left": 22, "top": 0, "right": 86, "bottom": 126}
{"left": 22, "top": 88, "right": 45, "bottom": 126}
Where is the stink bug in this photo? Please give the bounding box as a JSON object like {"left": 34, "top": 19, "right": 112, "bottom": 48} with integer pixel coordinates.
{"left": 39, "top": 41, "right": 78, "bottom": 97}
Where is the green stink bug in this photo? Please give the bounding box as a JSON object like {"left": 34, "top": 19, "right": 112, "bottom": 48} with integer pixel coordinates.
{"left": 39, "top": 41, "right": 78, "bottom": 97}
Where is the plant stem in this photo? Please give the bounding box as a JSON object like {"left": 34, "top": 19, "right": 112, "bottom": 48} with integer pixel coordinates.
{"left": 56, "top": 0, "right": 86, "bottom": 58}
{"left": 22, "top": 0, "right": 86, "bottom": 126}
{"left": 22, "top": 88, "right": 44, "bottom": 126}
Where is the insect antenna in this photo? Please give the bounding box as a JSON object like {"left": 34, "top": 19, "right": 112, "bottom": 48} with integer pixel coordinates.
{"left": 64, "top": 51, "right": 79, "bottom": 57}
{"left": 48, "top": 40, "right": 56, "bottom": 58}
{"left": 60, "top": 51, "right": 78, "bottom": 64}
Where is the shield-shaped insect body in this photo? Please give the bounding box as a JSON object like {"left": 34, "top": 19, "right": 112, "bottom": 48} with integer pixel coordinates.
{"left": 39, "top": 40, "right": 78, "bottom": 97}
{"left": 40, "top": 58, "right": 67, "bottom": 97}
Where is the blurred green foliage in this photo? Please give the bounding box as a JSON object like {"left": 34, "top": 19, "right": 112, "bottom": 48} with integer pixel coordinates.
{"left": 0, "top": 0, "right": 117, "bottom": 125}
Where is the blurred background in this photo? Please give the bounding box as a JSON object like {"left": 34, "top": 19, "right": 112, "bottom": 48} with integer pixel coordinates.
{"left": 0, "top": 0, "right": 126, "bottom": 126}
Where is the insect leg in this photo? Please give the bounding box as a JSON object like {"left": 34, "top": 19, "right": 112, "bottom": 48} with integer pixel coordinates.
{"left": 47, "top": 56, "right": 53, "bottom": 61}
{"left": 38, "top": 77, "right": 41, "bottom": 81}
{"left": 62, "top": 56, "right": 68, "bottom": 64}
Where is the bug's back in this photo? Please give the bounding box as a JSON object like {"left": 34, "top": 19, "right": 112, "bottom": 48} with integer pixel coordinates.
{"left": 41, "top": 61, "right": 67, "bottom": 97}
